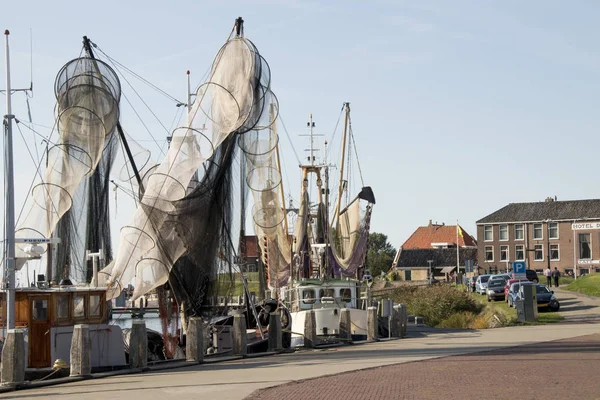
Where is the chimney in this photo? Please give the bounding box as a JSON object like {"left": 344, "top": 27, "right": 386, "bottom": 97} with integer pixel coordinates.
{"left": 428, "top": 219, "right": 432, "bottom": 226}
{"left": 545, "top": 197, "right": 554, "bottom": 203}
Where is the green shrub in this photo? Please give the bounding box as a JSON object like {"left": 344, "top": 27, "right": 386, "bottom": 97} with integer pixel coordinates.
{"left": 390, "top": 285, "right": 483, "bottom": 326}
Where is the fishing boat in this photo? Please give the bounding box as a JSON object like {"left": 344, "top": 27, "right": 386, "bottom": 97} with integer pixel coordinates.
{"left": 278, "top": 103, "right": 376, "bottom": 346}
{"left": 1, "top": 30, "right": 127, "bottom": 369}
{"left": 1, "top": 17, "right": 290, "bottom": 369}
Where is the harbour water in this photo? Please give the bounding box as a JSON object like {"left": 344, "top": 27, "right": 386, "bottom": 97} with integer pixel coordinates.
{"left": 110, "top": 311, "right": 162, "bottom": 332}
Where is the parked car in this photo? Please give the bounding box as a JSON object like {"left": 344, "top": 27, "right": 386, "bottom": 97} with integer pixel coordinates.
{"left": 510, "top": 269, "right": 539, "bottom": 283}
{"left": 488, "top": 274, "right": 510, "bottom": 288}
{"left": 534, "top": 284, "right": 560, "bottom": 311}
{"left": 476, "top": 275, "right": 491, "bottom": 295}
{"left": 504, "top": 279, "right": 527, "bottom": 302}
{"left": 486, "top": 279, "right": 506, "bottom": 302}
{"left": 508, "top": 281, "right": 534, "bottom": 307}
{"left": 468, "top": 276, "right": 477, "bottom": 292}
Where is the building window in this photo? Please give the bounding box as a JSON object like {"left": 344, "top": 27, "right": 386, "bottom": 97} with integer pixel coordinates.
{"left": 549, "top": 222, "right": 559, "bottom": 239}
{"left": 550, "top": 244, "right": 560, "bottom": 261}
{"left": 534, "top": 244, "right": 544, "bottom": 261}
{"left": 500, "top": 245, "right": 508, "bottom": 261}
{"left": 515, "top": 245, "right": 524, "bottom": 261}
{"left": 533, "top": 223, "right": 543, "bottom": 240}
{"left": 484, "top": 225, "right": 493, "bottom": 241}
{"left": 485, "top": 246, "right": 493, "bottom": 261}
{"left": 499, "top": 225, "right": 508, "bottom": 241}
{"left": 580, "top": 268, "right": 590, "bottom": 275}
{"left": 515, "top": 224, "right": 524, "bottom": 241}
{"left": 579, "top": 233, "right": 591, "bottom": 259}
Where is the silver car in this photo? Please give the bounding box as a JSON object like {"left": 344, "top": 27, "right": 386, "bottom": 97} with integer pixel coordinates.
{"left": 486, "top": 279, "right": 506, "bottom": 302}
{"left": 475, "top": 275, "right": 491, "bottom": 295}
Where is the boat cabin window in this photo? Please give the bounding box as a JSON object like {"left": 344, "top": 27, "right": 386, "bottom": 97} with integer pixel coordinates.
{"left": 319, "top": 289, "right": 335, "bottom": 299}
{"left": 302, "top": 289, "right": 316, "bottom": 304}
{"left": 56, "top": 295, "right": 69, "bottom": 320}
{"left": 89, "top": 295, "right": 101, "bottom": 317}
{"left": 32, "top": 299, "right": 48, "bottom": 321}
{"left": 74, "top": 295, "right": 85, "bottom": 318}
{"left": 339, "top": 288, "right": 352, "bottom": 303}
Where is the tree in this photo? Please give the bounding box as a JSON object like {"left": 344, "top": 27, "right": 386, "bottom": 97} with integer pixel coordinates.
{"left": 365, "top": 232, "right": 396, "bottom": 278}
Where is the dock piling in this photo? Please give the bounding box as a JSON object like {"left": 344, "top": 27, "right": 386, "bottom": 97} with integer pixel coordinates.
{"left": 129, "top": 320, "right": 147, "bottom": 369}
{"left": 186, "top": 317, "right": 204, "bottom": 363}
{"left": 268, "top": 312, "right": 282, "bottom": 352}
{"left": 304, "top": 310, "right": 317, "bottom": 348}
{"left": 0, "top": 329, "right": 25, "bottom": 386}
{"left": 232, "top": 313, "right": 247, "bottom": 356}
{"left": 367, "top": 306, "right": 378, "bottom": 342}
{"left": 70, "top": 324, "right": 91, "bottom": 376}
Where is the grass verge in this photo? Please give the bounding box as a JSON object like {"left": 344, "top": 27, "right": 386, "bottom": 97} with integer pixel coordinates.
{"left": 564, "top": 274, "right": 600, "bottom": 297}
{"left": 387, "top": 284, "right": 564, "bottom": 328}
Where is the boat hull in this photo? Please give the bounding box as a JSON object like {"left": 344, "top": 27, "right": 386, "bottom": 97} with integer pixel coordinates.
{"left": 290, "top": 307, "right": 367, "bottom": 347}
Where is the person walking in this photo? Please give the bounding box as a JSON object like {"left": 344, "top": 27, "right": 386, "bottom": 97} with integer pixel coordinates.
{"left": 552, "top": 267, "right": 560, "bottom": 287}
{"left": 544, "top": 267, "right": 552, "bottom": 287}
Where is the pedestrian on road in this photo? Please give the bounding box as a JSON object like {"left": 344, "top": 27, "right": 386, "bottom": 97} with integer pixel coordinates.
{"left": 552, "top": 267, "right": 560, "bottom": 287}
{"left": 544, "top": 267, "right": 552, "bottom": 287}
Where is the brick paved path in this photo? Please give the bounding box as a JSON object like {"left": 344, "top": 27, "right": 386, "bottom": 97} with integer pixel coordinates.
{"left": 246, "top": 334, "right": 600, "bottom": 400}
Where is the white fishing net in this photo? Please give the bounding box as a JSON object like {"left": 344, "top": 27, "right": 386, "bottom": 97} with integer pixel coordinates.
{"left": 15, "top": 58, "right": 120, "bottom": 271}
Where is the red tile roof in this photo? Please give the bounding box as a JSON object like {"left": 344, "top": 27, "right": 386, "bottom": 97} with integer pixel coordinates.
{"left": 402, "top": 223, "right": 477, "bottom": 249}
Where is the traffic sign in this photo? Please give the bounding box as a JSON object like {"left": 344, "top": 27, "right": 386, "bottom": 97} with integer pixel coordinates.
{"left": 512, "top": 261, "right": 526, "bottom": 279}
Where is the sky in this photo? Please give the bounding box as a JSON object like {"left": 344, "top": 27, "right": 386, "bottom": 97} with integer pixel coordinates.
{"left": 2, "top": 0, "right": 600, "bottom": 268}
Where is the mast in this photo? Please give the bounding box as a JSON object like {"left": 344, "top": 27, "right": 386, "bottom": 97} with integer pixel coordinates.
{"left": 335, "top": 102, "right": 350, "bottom": 221}
{"left": 82, "top": 36, "right": 144, "bottom": 193}
{"left": 272, "top": 104, "right": 288, "bottom": 235}
{"left": 4, "top": 30, "right": 17, "bottom": 329}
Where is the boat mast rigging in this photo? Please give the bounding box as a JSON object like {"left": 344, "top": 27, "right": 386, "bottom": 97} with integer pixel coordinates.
{"left": 82, "top": 36, "right": 144, "bottom": 194}
{"left": 3, "top": 30, "right": 17, "bottom": 329}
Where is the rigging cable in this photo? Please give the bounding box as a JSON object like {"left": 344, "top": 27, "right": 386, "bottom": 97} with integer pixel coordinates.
{"left": 349, "top": 123, "right": 365, "bottom": 187}
{"left": 92, "top": 44, "right": 185, "bottom": 105}
{"left": 108, "top": 69, "right": 169, "bottom": 157}
{"left": 277, "top": 113, "right": 302, "bottom": 166}
{"left": 13, "top": 119, "right": 62, "bottom": 227}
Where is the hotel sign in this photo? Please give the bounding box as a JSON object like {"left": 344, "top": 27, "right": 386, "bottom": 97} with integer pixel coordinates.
{"left": 572, "top": 222, "right": 600, "bottom": 230}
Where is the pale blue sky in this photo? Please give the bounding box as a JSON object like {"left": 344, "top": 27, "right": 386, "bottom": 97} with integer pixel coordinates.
{"left": 2, "top": 0, "right": 600, "bottom": 256}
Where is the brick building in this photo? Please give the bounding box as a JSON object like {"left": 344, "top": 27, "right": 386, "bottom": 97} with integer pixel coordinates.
{"left": 476, "top": 198, "right": 600, "bottom": 276}
{"left": 392, "top": 221, "right": 477, "bottom": 280}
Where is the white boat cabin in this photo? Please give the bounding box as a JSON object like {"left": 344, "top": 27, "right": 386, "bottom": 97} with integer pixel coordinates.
{"left": 286, "top": 279, "right": 359, "bottom": 312}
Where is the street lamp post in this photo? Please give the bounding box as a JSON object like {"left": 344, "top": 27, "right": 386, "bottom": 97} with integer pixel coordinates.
{"left": 427, "top": 259, "right": 434, "bottom": 284}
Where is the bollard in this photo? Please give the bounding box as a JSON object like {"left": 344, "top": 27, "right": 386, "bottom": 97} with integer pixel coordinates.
{"left": 399, "top": 304, "right": 407, "bottom": 337}
{"left": 304, "top": 309, "right": 317, "bottom": 348}
{"left": 232, "top": 313, "right": 247, "bottom": 357}
{"left": 391, "top": 306, "right": 401, "bottom": 338}
{"left": 1, "top": 329, "right": 25, "bottom": 386}
{"left": 339, "top": 308, "right": 352, "bottom": 343}
{"left": 130, "top": 319, "right": 147, "bottom": 369}
{"left": 367, "top": 306, "right": 378, "bottom": 342}
{"left": 268, "top": 312, "right": 282, "bottom": 352}
{"left": 186, "top": 317, "right": 204, "bottom": 363}
{"left": 70, "top": 324, "right": 91, "bottom": 376}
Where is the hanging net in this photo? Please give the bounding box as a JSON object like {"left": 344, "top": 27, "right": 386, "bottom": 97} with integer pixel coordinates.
{"left": 15, "top": 57, "right": 121, "bottom": 281}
